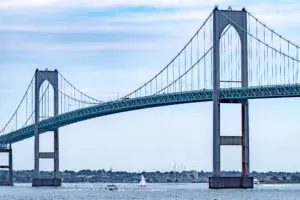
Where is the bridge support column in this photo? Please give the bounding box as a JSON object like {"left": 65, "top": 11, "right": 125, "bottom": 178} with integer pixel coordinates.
{"left": 0, "top": 144, "right": 13, "bottom": 186}
{"left": 32, "top": 69, "right": 61, "bottom": 187}
{"left": 210, "top": 7, "right": 253, "bottom": 189}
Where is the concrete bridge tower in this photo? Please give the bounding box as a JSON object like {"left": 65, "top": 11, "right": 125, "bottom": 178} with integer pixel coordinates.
{"left": 209, "top": 7, "right": 253, "bottom": 189}
{"left": 32, "top": 69, "right": 61, "bottom": 187}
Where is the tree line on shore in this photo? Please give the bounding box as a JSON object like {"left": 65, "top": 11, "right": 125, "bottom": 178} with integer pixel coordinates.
{"left": 1, "top": 170, "right": 300, "bottom": 183}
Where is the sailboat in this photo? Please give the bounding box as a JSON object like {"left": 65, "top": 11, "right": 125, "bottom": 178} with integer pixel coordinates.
{"left": 139, "top": 175, "right": 146, "bottom": 187}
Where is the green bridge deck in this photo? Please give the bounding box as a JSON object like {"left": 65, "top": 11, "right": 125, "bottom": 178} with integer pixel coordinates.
{"left": 1, "top": 84, "right": 299, "bottom": 144}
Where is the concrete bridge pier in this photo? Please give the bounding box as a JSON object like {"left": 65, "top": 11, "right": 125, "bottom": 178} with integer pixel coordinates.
{"left": 0, "top": 144, "right": 13, "bottom": 186}
{"left": 210, "top": 7, "right": 253, "bottom": 189}
{"left": 32, "top": 69, "right": 61, "bottom": 187}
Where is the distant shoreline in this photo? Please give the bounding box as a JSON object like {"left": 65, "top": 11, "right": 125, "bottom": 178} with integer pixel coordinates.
{"left": 11, "top": 181, "right": 300, "bottom": 184}
{"left": 4, "top": 170, "right": 300, "bottom": 184}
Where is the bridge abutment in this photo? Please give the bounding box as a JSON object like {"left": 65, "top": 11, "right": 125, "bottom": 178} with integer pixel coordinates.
{"left": 209, "top": 176, "right": 253, "bottom": 189}
{"left": 0, "top": 144, "right": 13, "bottom": 186}
{"left": 32, "top": 178, "right": 61, "bottom": 187}
{"left": 33, "top": 69, "right": 61, "bottom": 187}
{"left": 210, "top": 7, "right": 253, "bottom": 189}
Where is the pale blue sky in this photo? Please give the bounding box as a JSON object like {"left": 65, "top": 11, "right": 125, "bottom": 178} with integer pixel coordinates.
{"left": 1, "top": 0, "right": 300, "bottom": 173}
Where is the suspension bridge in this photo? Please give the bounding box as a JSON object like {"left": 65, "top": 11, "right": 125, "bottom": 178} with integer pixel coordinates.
{"left": 1, "top": 6, "right": 300, "bottom": 188}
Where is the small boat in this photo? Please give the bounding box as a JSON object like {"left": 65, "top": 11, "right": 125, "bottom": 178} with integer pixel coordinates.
{"left": 105, "top": 184, "right": 118, "bottom": 191}
{"left": 139, "top": 175, "right": 146, "bottom": 187}
{"left": 253, "top": 178, "right": 260, "bottom": 184}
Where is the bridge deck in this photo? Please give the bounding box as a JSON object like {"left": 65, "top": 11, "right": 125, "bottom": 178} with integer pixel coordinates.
{"left": 1, "top": 84, "right": 299, "bottom": 144}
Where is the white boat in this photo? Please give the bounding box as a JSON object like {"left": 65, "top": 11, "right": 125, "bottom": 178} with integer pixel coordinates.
{"left": 139, "top": 175, "right": 146, "bottom": 187}
{"left": 253, "top": 178, "right": 260, "bottom": 184}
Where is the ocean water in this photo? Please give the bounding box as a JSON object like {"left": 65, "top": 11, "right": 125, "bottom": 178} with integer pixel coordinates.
{"left": 0, "top": 183, "right": 300, "bottom": 200}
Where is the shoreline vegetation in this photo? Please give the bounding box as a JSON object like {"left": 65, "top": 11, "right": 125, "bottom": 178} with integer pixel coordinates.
{"left": 3, "top": 170, "right": 300, "bottom": 184}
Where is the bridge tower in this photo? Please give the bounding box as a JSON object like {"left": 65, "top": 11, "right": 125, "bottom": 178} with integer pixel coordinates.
{"left": 209, "top": 7, "right": 253, "bottom": 189}
{"left": 32, "top": 69, "right": 61, "bottom": 187}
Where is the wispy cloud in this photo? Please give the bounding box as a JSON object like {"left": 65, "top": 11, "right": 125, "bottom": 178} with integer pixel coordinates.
{"left": 0, "top": 23, "right": 180, "bottom": 33}
{"left": 0, "top": 9, "right": 210, "bottom": 33}
{"left": 4, "top": 41, "right": 158, "bottom": 51}
{"left": 0, "top": 0, "right": 226, "bottom": 10}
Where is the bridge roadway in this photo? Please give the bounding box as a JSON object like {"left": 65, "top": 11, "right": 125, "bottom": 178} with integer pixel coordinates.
{"left": 1, "top": 84, "right": 299, "bottom": 144}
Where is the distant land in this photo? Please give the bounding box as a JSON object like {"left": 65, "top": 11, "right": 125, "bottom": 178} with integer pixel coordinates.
{"left": 1, "top": 170, "right": 300, "bottom": 184}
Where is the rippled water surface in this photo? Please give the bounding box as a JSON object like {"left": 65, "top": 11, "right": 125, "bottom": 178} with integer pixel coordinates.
{"left": 1, "top": 183, "right": 300, "bottom": 200}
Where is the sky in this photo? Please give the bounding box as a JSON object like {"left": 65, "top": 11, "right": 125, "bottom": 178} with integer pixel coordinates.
{"left": 1, "top": 0, "right": 300, "bottom": 173}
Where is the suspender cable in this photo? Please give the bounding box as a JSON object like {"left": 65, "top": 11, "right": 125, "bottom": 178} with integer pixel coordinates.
{"left": 185, "top": 48, "right": 187, "bottom": 90}
{"left": 288, "top": 41, "right": 290, "bottom": 84}
{"left": 172, "top": 62, "right": 175, "bottom": 92}
{"left": 197, "top": 32, "right": 200, "bottom": 89}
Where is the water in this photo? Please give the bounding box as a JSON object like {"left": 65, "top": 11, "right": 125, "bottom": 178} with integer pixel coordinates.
{"left": 0, "top": 183, "right": 300, "bottom": 200}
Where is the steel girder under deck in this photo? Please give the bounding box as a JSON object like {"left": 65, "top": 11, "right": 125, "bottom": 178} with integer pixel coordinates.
{"left": 1, "top": 84, "right": 300, "bottom": 144}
